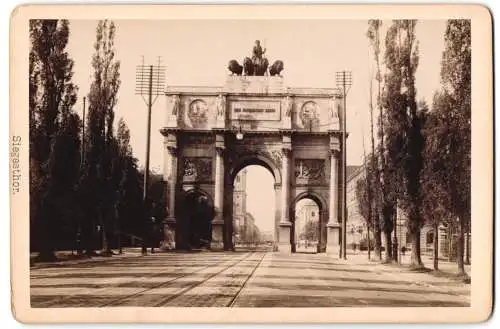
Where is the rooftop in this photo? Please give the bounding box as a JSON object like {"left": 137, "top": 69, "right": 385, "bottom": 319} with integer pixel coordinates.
{"left": 346, "top": 165, "right": 363, "bottom": 182}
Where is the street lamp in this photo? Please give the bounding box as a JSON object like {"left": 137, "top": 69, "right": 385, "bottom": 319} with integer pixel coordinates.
{"left": 336, "top": 70, "right": 352, "bottom": 260}
{"left": 236, "top": 126, "right": 244, "bottom": 140}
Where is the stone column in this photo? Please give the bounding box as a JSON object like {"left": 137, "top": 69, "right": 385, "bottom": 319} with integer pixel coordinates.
{"left": 278, "top": 134, "right": 292, "bottom": 252}
{"left": 273, "top": 183, "right": 281, "bottom": 252}
{"left": 211, "top": 134, "right": 225, "bottom": 250}
{"left": 327, "top": 148, "right": 341, "bottom": 257}
{"left": 162, "top": 133, "right": 178, "bottom": 250}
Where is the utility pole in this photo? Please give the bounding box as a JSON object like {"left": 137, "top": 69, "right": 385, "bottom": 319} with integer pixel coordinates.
{"left": 135, "top": 57, "right": 165, "bottom": 255}
{"left": 336, "top": 70, "right": 352, "bottom": 260}
{"left": 75, "top": 96, "right": 86, "bottom": 255}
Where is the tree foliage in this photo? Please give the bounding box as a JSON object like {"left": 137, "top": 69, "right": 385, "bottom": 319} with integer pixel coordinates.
{"left": 366, "top": 19, "right": 384, "bottom": 260}
{"left": 382, "top": 20, "right": 425, "bottom": 267}
{"left": 79, "top": 20, "right": 122, "bottom": 255}
{"left": 427, "top": 19, "right": 471, "bottom": 274}
{"left": 29, "top": 20, "right": 81, "bottom": 260}
{"left": 355, "top": 155, "right": 378, "bottom": 229}
{"left": 299, "top": 220, "right": 319, "bottom": 242}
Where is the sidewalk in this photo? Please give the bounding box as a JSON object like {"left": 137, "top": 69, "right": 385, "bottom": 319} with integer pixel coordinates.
{"left": 30, "top": 247, "right": 145, "bottom": 269}
{"left": 342, "top": 251, "right": 471, "bottom": 284}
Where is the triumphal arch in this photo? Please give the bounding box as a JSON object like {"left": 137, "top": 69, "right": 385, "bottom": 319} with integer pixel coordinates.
{"left": 160, "top": 44, "right": 344, "bottom": 255}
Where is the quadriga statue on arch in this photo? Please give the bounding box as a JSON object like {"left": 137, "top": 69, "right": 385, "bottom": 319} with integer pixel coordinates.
{"left": 227, "top": 40, "right": 284, "bottom": 76}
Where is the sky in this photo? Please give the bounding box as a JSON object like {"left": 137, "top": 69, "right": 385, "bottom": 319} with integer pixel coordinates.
{"left": 66, "top": 19, "right": 447, "bottom": 232}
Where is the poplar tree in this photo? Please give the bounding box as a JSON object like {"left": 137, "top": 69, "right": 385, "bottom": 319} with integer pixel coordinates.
{"left": 80, "top": 20, "right": 121, "bottom": 255}
{"left": 115, "top": 119, "right": 143, "bottom": 252}
{"left": 383, "top": 20, "right": 424, "bottom": 268}
{"left": 430, "top": 20, "right": 471, "bottom": 274}
{"left": 366, "top": 19, "right": 384, "bottom": 260}
{"left": 422, "top": 95, "right": 451, "bottom": 270}
{"left": 29, "top": 20, "right": 80, "bottom": 260}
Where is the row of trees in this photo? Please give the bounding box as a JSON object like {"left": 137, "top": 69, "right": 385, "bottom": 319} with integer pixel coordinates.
{"left": 29, "top": 19, "right": 164, "bottom": 261}
{"left": 356, "top": 19, "right": 470, "bottom": 275}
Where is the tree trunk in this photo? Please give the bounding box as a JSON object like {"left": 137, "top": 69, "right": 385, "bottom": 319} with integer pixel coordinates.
{"left": 465, "top": 219, "right": 470, "bottom": 265}
{"left": 409, "top": 219, "right": 423, "bottom": 268}
{"left": 100, "top": 211, "right": 111, "bottom": 256}
{"left": 373, "top": 222, "right": 382, "bottom": 260}
{"left": 383, "top": 230, "right": 392, "bottom": 263}
{"left": 392, "top": 230, "right": 398, "bottom": 263}
{"left": 433, "top": 220, "right": 439, "bottom": 271}
{"left": 447, "top": 225, "right": 453, "bottom": 262}
{"left": 367, "top": 224, "right": 371, "bottom": 260}
{"left": 457, "top": 217, "right": 466, "bottom": 275}
{"left": 117, "top": 224, "right": 122, "bottom": 254}
{"left": 36, "top": 202, "right": 57, "bottom": 262}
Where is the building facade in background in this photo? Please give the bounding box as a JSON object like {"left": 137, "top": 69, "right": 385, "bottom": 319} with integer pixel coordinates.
{"left": 232, "top": 169, "right": 262, "bottom": 246}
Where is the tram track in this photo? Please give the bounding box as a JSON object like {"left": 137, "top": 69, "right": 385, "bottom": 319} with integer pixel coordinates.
{"left": 32, "top": 252, "right": 251, "bottom": 308}
{"left": 100, "top": 251, "right": 257, "bottom": 307}
{"left": 151, "top": 251, "right": 262, "bottom": 307}
{"left": 226, "top": 252, "right": 267, "bottom": 307}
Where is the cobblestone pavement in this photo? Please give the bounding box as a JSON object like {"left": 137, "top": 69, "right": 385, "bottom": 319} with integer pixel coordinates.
{"left": 30, "top": 251, "right": 470, "bottom": 307}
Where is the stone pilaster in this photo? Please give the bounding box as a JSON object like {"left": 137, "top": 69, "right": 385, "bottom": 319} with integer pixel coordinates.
{"left": 211, "top": 134, "right": 225, "bottom": 250}
{"left": 327, "top": 139, "right": 341, "bottom": 257}
{"left": 278, "top": 134, "right": 292, "bottom": 252}
{"left": 162, "top": 133, "right": 178, "bottom": 250}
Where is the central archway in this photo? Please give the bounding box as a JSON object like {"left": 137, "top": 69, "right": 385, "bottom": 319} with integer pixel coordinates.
{"left": 225, "top": 154, "right": 282, "bottom": 251}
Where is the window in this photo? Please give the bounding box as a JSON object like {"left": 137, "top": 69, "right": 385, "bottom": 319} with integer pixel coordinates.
{"left": 311, "top": 211, "right": 315, "bottom": 217}
{"left": 426, "top": 231, "right": 434, "bottom": 244}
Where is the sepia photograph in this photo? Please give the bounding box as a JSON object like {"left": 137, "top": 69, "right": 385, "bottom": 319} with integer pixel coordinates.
{"left": 10, "top": 3, "right": 493, "bottom": 324}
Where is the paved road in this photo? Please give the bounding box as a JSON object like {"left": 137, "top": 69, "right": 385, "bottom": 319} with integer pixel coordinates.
{"left": 30, "top": 251, "right": 470, "bottom": 307}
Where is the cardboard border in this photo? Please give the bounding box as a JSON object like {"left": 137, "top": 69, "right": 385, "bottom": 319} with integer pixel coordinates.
{"left": 10, "top": 3, "right": 493, "bottom": 324}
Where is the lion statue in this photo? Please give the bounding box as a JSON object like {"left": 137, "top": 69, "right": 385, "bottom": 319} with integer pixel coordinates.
{"left": 269, "top": 60, "right": 284, "bottom": 76}
{"left": 227, "top": 60, "right": 243, "bottom": 75}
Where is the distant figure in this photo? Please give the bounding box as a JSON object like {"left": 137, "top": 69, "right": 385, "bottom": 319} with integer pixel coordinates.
{"left": 401, "top": 246, "right": 407, "bottom": 256}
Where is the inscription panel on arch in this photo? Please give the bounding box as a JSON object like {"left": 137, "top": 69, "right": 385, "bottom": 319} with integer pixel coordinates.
{"left": 230, "top": 100, "right": 281, "bottom": 121}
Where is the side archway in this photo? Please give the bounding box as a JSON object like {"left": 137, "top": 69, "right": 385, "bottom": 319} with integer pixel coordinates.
{"left": 178, "top": 188, "right": 215, "bottom": 250}
{"left": 290, "top": 191, "right": 328, "bottom": 253}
